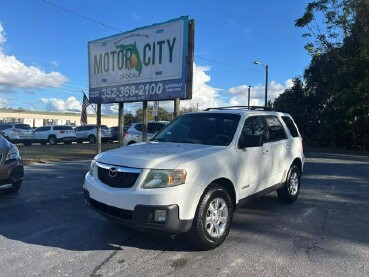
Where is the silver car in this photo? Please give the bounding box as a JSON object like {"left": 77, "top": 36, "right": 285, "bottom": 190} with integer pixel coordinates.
{"left": 123, "top": 121, "right": 169, "bottom": 146}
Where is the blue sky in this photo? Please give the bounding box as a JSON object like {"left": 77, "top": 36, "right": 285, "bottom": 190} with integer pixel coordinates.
{"left": 0, "top": 0, "right": 311, "bottom": 114}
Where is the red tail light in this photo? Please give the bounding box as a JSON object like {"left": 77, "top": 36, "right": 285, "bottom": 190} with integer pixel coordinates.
{"left": 123, "top": 131, "right": 128, "bottom": 137}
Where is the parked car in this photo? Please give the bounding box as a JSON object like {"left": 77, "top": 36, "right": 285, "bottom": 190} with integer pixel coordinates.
{"left": 75, "top": 125, "right": 113, "bottom": 143}
{"left": 34, "top": 125, "right": 76, "bottom": 145}
{"left": 0, "top": 134, "right": 24, "bottom": 194}
{"left": 123, "top": 121, "right": 169, "bottom": 145}
{"left": 110, "top": 125, "right": 130, "bottom": 141}
{"left": 0, "top": 123, "right": 35, "bottom": 146}
{"left": 84, "top": 107, "right": 304, "bottom": 250}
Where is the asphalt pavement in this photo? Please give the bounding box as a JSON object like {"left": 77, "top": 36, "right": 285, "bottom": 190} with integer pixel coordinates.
{"left": 0, "top": 152, "right": 368, "bottom": 277}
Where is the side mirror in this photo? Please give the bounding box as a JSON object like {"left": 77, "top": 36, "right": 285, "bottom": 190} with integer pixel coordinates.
{"left": 238, "top": 135, "right": 263, "bottom": 149}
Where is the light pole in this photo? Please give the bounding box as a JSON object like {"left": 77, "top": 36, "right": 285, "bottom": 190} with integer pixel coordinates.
{"left": 248, "top": 85, "right": 251, "bottom": 109}
{"left": 253, "top": 61, "right": 268, "bottom": 107}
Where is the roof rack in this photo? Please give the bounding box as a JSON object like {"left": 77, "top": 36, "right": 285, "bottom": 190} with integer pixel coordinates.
{"left": 204, "top": 106, "right": 274, "bottom": 111}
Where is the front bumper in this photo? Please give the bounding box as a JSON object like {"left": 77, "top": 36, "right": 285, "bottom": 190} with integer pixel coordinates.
{"left": 0, "top": 162, "right": 24, "bottom": 189}
{"left": 84, "top": 188, "right": 192, "bottom": 233}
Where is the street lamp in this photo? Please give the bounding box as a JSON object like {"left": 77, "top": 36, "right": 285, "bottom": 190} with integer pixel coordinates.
{"left": 248, "top": 85, "right": 251, "bottom": 109}
{"left": 253, "top": 60, "right": 269, "bottom": 107}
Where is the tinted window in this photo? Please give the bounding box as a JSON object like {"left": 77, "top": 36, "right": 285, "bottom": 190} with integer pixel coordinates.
{"left": 75, "top": 126, "right": 82, "bottom": 131}
{"left": 36, "top": 126, "right": 51, "bottom": 132}
{"left": 0, "top": 124, "right": 13, "bottom": 130}
{"left": 264, "top": 116, "right": 286, "bottom": 141}
{"left": 147, "top": 123, "right": 155, "bottom": 134}
{"left": 54, "top": 126, "right": 73, "bottom": 130}
{"left": 15, "top": 124, "right": 31, "bottom": 130}
{"left": 282, "top": 116, "right": 299, "bottom": 137}
{"left": 101, "top": 125, "right": 109, "bottom": 130}
{"left": 134, "top": 124, "right": 143, "bottom": 132}
{"left": 239, "top": 117, "right": 266, "bottom": 147}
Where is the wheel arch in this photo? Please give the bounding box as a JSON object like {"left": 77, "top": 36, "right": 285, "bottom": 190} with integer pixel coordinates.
{"left": 208, "top": 178, "right": 237, "bottom": 211}
{"left": 292, "top": 158, "right": 303, "bottom": 174}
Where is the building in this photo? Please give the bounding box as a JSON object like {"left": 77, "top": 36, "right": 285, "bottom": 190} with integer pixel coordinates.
{"left": 0, "top": 109, "right": 118, "bottom": 127}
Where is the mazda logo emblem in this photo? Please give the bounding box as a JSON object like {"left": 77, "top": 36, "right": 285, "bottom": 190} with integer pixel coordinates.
{"left": 109, "top": 167, "right": 118, "bottom": 177}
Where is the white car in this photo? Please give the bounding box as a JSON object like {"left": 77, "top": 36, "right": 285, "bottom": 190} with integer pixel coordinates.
{"left": 75, "top": 125, "right": 113, "bottom": 143}
{"left": 34, "top": 125, "right": 76, "bottom": 145}
{"left": 0, "top": 123, "right": 35, "bottom": 146}
{"left": 84, "top": 107, "right": 304, "bottom": 250}
{"left": 123, "top": 121, "right": 169, "bottom": 145}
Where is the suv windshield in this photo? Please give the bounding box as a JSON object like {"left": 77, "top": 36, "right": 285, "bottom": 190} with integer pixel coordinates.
{"left": 152, "top": 113, "right": 240, "bottom": 146}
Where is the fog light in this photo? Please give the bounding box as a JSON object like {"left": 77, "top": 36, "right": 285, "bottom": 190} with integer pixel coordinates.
{"left": 154, "top": 210, "right": 167, "bottom": 223}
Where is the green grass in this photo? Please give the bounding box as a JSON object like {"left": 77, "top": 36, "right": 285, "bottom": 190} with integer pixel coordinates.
{"left": 18, "top": 142, "right": 121, "bottom": 164}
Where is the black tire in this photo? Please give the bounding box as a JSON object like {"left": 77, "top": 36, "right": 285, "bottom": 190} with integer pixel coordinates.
{"left": 23, "top": 142, "right": 32, "bottom": 146}
{"left": 88, "top": 135, "right": 96, "bottom": 144}
{"left": 2, "top": 180, "right": 22, "bottom": 194}
{"left": 127, "top": 141, "right": 136, "bottom": 145}
{"left": 76, "top": 140, "right": 83, "bottom": 144}
{"left": 186, "top": 184, "right": 233, "bottom": 250}
{"left": 277, "top": 164, "right": 301, "bottom": 203}
{"left": 48, "top": 136, "right": 57, "bottom": 145}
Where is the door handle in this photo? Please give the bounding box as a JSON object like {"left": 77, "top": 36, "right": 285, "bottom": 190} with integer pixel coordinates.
{"left": 286, "top": 145, "right": 291, "bottom": 149}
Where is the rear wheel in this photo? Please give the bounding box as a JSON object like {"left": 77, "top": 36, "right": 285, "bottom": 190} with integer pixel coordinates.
{"left": 186, "top": 185, "right": 233, "bottom": 250}
{"left": 48, "top": 136, "right": 57, "bottom": 145}
{"left": 277, "top": 164, "right": 301, "bottom": 203}
{"left": 88, "top": 135, "right": 96, "bottom": 143}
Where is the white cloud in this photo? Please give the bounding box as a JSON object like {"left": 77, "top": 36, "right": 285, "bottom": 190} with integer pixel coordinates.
{"left": 41, "top": 96, "right": 81, "bottom": 112}
{"left": 0, "top": 97, "right": 7, "bottom": 108}
{"left": 0, "top": 22, "right": 5, "bottom": 44}
{"left": 0, "top": 23, "right": 68, "bottom": 89}
{"left": 227, "top": 79, "right": 293, "bottom": 106}
{"left": 51, "top": 60, "right": 59, "bottom": 67}
{"left": 180, "top": 63, "right": 223, "bottom": 110}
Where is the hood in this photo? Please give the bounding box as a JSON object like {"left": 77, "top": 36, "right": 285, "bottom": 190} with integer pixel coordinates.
{"left": 97, "top": 142, "right": 225, "bottom": 169}
{"left": 0, "top": 135, "right": 13, "bottom": 151}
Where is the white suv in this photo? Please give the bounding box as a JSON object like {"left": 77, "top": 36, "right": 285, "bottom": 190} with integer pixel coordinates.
{"left": 0, "top": 123, "right": 35, "bottom": 146}
{"left": 123, "top": 121, "right": 169, "bottom": 145}
{"left": 34, "top": 125, "right": 76, "bottom": 145}
{"left": 75, "top": 125, "right": 113, "bottom": 143}
{"left": 84, "top": 107, "right": 304, "bottom": 250}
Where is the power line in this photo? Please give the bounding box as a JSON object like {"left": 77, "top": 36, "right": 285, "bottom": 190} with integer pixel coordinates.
{"left": 195, "top": 56, "right": 260, "bottom": 71}
{"left": 41, "top": 0, "right": 123, "bottom": 32}
{"left": 41, "top": 0, "right": 259, "bottom": 72}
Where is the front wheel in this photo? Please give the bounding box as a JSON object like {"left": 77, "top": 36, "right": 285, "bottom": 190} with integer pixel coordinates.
{"left": 277, "top": 164, "right": 301, "bottom": 203}
{"left": 2, "top": 180, "right": 22, "bottom": 194}
{"left": 186, "top": 185, "right": 233, "bottom": 250}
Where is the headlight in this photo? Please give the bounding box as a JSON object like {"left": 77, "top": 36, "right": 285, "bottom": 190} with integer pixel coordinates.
{"left": 6, "top": 146, "right": 20, "bottom": 161}
{"left": 142, "top": 169, "right": 187, "bottom": 189}
{"left": 89, "top": 159, "right": 96, "bottom": 177}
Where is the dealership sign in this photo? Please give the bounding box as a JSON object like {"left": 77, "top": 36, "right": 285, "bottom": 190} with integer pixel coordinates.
{"left": 88, "top": 16, "right": 193, "bottom": 103}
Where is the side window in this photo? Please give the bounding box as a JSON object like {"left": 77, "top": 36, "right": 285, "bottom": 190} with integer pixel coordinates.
{"left": 0, "top": 124, "right": 12, "bottom": 130}
{"left": 264, "top": 116, "right": 286, "bottom": 141}
{"left": 36, "top": 126, "right": 50, "bottom": 132}
{"left": 281, "top": 116, "right": 299, "bottom": 137}
{"left": 238, "top": 116, "right": 266, "bottom": 147}
{"left": 147, "top": 123, "right": 155, "bottom": 134}
{"left": 134, "top": 124, "right": 142, "bottom": 132}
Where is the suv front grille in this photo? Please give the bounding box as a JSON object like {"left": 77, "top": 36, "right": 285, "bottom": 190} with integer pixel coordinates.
{"left": 97, "top": 164, "right": 141, "bottom": 188}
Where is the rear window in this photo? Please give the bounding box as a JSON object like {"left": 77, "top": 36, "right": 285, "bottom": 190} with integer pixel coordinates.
{"left": 15, "top": 124, "right": 31, "bottom": 130}
{"left": 53, "top": 126, "right": 74, "bottom": 131}
{"left": 281, "top": 116, "right": 299, "bottom": 137}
